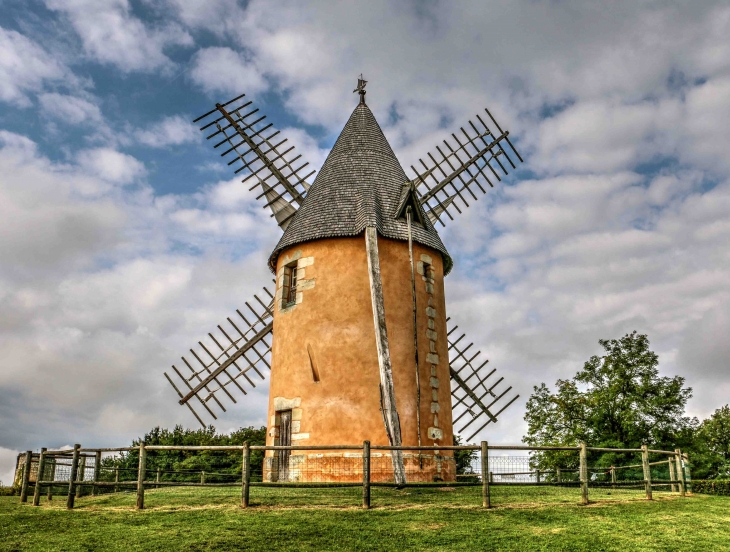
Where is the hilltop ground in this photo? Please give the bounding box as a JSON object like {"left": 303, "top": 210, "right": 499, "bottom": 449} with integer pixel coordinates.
{"left": 1, "top": 486, "right": 728, "bottom": 551}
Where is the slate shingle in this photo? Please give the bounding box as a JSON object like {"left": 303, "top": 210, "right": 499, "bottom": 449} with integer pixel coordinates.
{"left": 268, "top": 103, "right": 453, "bottom": 275}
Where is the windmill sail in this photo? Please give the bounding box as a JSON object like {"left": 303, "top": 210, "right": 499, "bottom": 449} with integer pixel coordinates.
{"left": 164, "top": 287, "right": 274, "bottom": 427}
{"left": 447, "top": 318, "right": 519, "bottom": 442}
{"left": 412, "top": 108, "right": 523, "bottom": 226}
{"left": 193, "top": 93, "right": 315, "bottom": 231}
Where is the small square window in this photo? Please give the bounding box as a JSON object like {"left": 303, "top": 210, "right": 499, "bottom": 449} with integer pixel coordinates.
{"left": 282, "top": 262, "right": 298, "bottom": 308}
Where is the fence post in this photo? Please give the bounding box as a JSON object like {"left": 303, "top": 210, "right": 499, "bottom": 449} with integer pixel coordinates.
{"left": 19, "top": 450, "right": 33, "bottom": 503}
{"left": 76, "top": 455, "right": 86, "bottom": 499}
{"left": 241, "top": 441, "right": 250, "bottom": 508}
{"left": 32, "top": 448, "right": 47, "bottom": 506}
{"left": 641, "top": 444, "right": 652, "bottom": 500}
{"left": 683, "top": 452, "right": 692, "bottom": 493}
{"left": 201, "top": 471, "right": 205, "bottom": 484}
{"left": 536, "top": 470, "right": 541, "bottom": 484}
{"left": 114, "top": 467, "right": 119, "bottom": 493}
{"left": 156, "top": 469, "right": 160, "bottom": 489}
{"left": 481, "top": 441, "right": 490, "bottom": 509}
{"left": 611, "top": 466, "right": 616, "bottom": 486}
{"left": 489, "top": 471, "right": 493, "bottom": 483}
{"left": 579, "top": 442, "right": 588, "bottom": 505}
{"left": 363, "top": 440, "right": 371, "bottom": 509}
{"left": 675, "top": 449, "right": 685, "bottom": 497}
{"left": 93, "top": 451, "right": 101, "bottom": 497}
{"left": 556, "top": 467, "right": 562, "bottom": 483}
{"left": 66, "top": 444, "right": 81, "bottom": 509}
{"left": 47, "top": 456, "right": 55, "bottom": 501}
{"left": 668, "top": 457, "right": 677, "bottom": 492}
{"left": 136, "top": 441, "right": 146, "bottom": 510}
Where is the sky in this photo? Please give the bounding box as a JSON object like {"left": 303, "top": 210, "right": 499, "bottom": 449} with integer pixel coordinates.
{"left": 1, "top": 0, "right": 729, "bottom": 485}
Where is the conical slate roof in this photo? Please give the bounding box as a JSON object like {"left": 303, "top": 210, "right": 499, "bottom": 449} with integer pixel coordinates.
{"left": 268, "top": 103, "right": 453, "bottom": 274}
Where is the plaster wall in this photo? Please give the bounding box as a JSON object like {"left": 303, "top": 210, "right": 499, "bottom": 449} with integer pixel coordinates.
{"left": 266, "top": 232, "right": 454, "bottom": 480}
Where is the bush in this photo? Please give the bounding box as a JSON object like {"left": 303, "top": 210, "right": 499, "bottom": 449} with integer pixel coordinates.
{"left": 691, "top": 480, "right": 730, "bottom": 496}
{"left": 0, "top": 486, "right": 18, "bottom": 496}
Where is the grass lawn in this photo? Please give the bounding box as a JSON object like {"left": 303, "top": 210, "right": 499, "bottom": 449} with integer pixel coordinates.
{"left": 1, "top": 486, "right": 728, "bottom": 551}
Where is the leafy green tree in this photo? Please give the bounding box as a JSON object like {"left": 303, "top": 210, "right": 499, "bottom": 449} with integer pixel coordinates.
{"left": 691, "top": 405, "right": 730, "bottom": 479}
{"left": 453, "top": 434, "right": 477, "bottom": 475}
{"left": 523, "top": 332, "right": 697, "bottom": 474}
{"left": 104, "top": 425, "right": 266, "bottom": 483}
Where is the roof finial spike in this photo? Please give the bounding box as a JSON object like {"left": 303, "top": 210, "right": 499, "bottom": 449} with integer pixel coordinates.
{"left": 353, "top": 74, "right": 367, "bottom": 105}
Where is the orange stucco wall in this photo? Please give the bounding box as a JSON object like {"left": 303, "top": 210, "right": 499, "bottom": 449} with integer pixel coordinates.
{"left": 265, "top": 232, "right": 454, "bottom": 480}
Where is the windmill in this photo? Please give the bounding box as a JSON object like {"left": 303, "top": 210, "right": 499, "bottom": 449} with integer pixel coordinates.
{"left": 164, "top": 78, "right": 523, "bottom": 484}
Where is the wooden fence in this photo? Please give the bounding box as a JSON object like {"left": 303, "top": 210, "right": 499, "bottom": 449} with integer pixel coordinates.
{"left": 17, "top": 442, "right": 690, "bottom": 510}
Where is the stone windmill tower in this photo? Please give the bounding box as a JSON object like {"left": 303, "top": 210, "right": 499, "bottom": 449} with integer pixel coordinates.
{"left": 165, "top": 78, "right": 523, "bottom": 483}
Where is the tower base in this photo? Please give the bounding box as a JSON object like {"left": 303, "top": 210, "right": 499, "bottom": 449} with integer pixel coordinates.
{"left": 263, "top": 452, "right": 456, "bottom": 483}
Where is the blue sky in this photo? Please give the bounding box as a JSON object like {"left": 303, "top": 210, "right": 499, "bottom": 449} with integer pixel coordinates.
{"left": 1, "top": 0, "right": 729, "bottom": 484}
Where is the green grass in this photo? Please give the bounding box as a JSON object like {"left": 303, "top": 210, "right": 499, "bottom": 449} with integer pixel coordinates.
{"left": 1, "top": 486, "right": 729, "bottom": 551}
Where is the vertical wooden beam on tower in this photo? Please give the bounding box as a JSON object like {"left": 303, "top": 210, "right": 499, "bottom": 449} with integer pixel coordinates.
{"left": 405, "top": 207, "right": 423, "bottom": 468}
{"left": 364, "top": 227, "right": 406, "bottom": 485}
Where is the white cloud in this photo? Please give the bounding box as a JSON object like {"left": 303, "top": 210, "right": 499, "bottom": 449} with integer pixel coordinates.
{"left": 0, "top": 447, "right": 19, "bottom": 487}
{"left": 0, "top": 27, "right": 68, "bottom": 106}
{"left": 38, "top": 93, "right": 102, "bottom": 125}
{"left": 2, "top": 0, "right": 730, "bottom": 462}
{"left": 683, "top": 77, "right": 730, "bottom": 172}
{"left": 0, "top": 132, "right": 276, "bottom": 452}
{"left": 134, "top": 115, "right": 198, "bottom": 147}
{"left": 189, "top": 47, "right": 267, "bottom": 98}
{"left": 76, "top": 148, "right": 146, "bottom": 185}
{"left": 0, "top": 132, "right": 127, "bottom": 275}
{"left": 45, "top": 0, "right": 193, "bottom": 73}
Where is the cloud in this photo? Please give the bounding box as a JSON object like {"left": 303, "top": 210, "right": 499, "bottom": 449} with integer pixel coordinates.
{"left": 38, "top": 93, "right": 102, "bottom": 125}
{"left": 76, "top": 148, "right": 146, "bottom": 185}
{"left": 0, "top": 132, "right": 277, "bottom": 450}
{"left": 2, "top": 0, "right": 730, "bottom": 461}
{"left": 134, "top": 115, "right": 199, "bottom": 147}
{"left": 0, "top": 447, "right": 18, "bottom": 487}
{"left": 0, "top": 27, "right": 68, "bottom": 106}
{"left": 189, "top": 47, "right": 267, "bottom": 98}
{"left": 45, "top": 0, "right": 193, "bottom": 73}
{"left": 0, "top": 133, "right": 127, "bottom": 279}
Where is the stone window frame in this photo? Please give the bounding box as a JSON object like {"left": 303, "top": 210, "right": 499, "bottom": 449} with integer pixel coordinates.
{"left": 276, "top": 250, "right": 315, "bottom": 314}
{"left": 281, "top": 261, "right": 298, "bottom": 309}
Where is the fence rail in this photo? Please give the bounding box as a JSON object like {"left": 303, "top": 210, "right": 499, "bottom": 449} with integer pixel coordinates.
{"left": 16, "top": 442, "right": 691, "bottom": 510}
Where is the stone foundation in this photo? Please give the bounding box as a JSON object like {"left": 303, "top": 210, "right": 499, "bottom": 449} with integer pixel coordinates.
{"left": 263, "top": 452, "right": 456, "bottom": 483}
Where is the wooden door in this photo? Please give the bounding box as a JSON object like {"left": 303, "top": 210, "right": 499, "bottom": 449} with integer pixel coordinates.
{"left": 278, "top": 410, "right": 292, "bottom": 481}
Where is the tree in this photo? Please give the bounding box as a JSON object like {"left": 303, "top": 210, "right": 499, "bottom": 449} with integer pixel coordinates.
{"left": 453, "top": 435, "right": 477, "bottom": 475}
{"left": 523, "top": 331, "right": 697, "bottom": 472}
{"left": 691, "top": 405, "right": 730, "bottom": 479}
{"left": 106, "top": 425, "right": 267, "bottom": 483}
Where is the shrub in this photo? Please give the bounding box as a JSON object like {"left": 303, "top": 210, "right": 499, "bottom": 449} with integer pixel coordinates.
{"left": 691, "top": 480, "right": 730, "bottom": 496}
{"left": 0, "top": 486, "right": 18, "bottom": 496}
